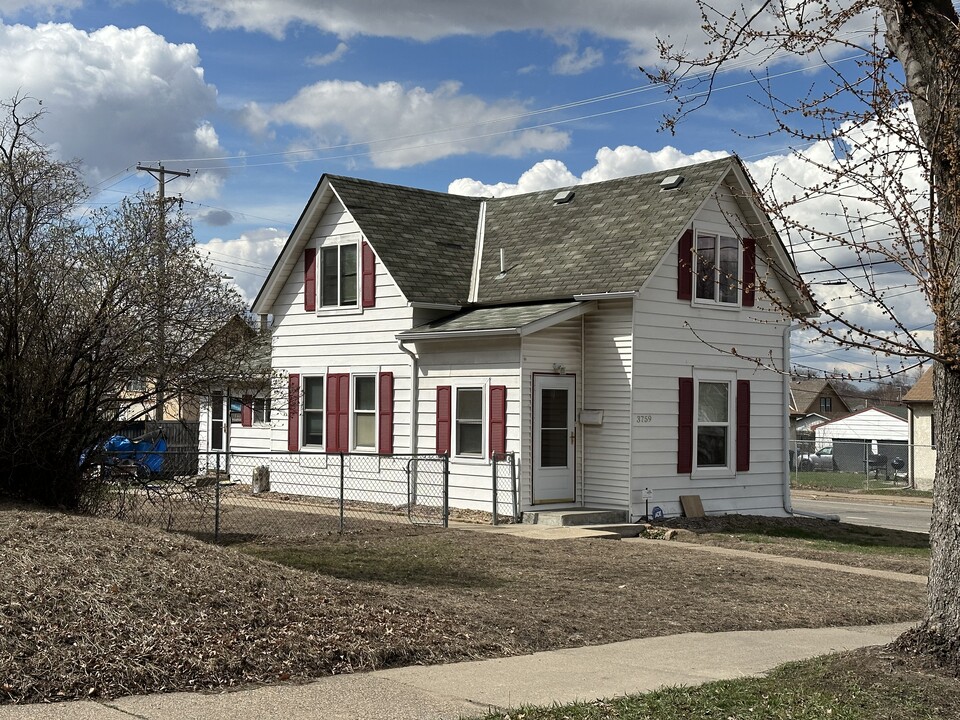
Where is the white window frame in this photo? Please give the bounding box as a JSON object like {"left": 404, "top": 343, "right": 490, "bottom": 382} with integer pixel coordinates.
{"left": 693, "top": 230, "right": 741, "bottom": 308}
{"left": 692, "top": 370, "right": 736, "bottom": 479}
{"left": 301, "top": 376, "right": 325, "bottom": 447}
{"left": 319, "top": 236, "right": 360, "bottom": 310}
{"left": 253, "top": 397, "right": 272, "bottom": 424}
{"left": 351, "top": 373, "right": 378, "bottom": 451}
{"left": 453, "top": 385, "right": 487, "bottom": 460}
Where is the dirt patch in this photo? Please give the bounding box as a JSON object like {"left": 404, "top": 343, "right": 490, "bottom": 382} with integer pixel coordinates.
{"left": 0, "top": 507, "right": 927, "bottom": 704}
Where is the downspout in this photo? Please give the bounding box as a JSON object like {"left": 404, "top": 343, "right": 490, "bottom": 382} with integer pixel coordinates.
{"left": 397, "top": 339, "right": 419, "bottom": 455}
{"left": 784, "top": 322, "right": 840, "bottom": 521}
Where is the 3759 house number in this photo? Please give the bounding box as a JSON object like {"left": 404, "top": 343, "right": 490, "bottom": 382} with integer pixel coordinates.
{"left": 635, "top": 414, "right": 653, "bottom": 424}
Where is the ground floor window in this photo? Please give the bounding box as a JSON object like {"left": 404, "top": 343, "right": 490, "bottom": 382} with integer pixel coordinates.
{"left": 303, "top": 377, "right": 324, "bottom": 446}
{"left": 455, "top": 387, "right": 484, "bottom": 457}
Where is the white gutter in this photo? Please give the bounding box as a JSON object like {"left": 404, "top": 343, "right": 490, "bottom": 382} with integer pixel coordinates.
{"left": 408, "top": 302, "right": 462, "bottom": 311}
{"left": 397, "top": 339, "right": 419, "bottom": 456}
{"left": 399, "top": 327, "right": 519, "bottom": 341}
{"left": 573, "top": 291, "right": 637, "bottom": 301}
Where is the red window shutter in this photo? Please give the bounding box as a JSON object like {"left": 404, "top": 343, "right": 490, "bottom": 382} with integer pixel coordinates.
{"left": 489, "top": 385, "right": 507, "bottom": 456}
{"left": 361, "top": 241, "right": 376, "bottom": 308}
{"left": 325, "top": 374, "right": 350, "bottom": 453}
{"left": 304, "top": 248, "right": 316, "bottom": 312}
{"left": 677, "top": 229, "right": 693, "bottom": 301}
{"left": 287, "top": 374, "right": 300, "bottom": 451}
{"left": 378, "top": 372, "right": 394, "bottom": 455}
{"left": 678, "top": 377, "right": 694, "bottom": 473}
{"left": 436, "top": 385, "right": 452, "bottom": 455}
{"left": 736, "top": 380, "right": 751, "bottom": 472}
{"left": 742, "top": 237, "right": 756, "bottom": 307}
{"left": 241, "top": 394, "right": 253, "bottom": 427}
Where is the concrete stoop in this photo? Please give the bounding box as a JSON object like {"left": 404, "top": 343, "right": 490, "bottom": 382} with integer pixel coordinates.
{"left": 523, "top": 508, "right": 629, "bottom": 527}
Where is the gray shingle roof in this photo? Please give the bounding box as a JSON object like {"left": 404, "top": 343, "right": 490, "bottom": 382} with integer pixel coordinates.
{"left": 401, "top": 301, "right": 584, "bottom": 337}
{"left": 327, "top": 175, "right": 481, "bottom": 305}
{"left": 478, "top": 159, "right": 732, "bottom": 303}
{"left": 328, "top": 157, "right": 735, "bottom": 306}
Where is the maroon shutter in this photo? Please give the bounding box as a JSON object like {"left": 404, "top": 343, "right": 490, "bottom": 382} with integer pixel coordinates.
{"left": 489, "top": 385, "right": 507, "bottom": 456}
{"left": 742, "top": 237, "right": 756, "bottom": 307}
{"left": 378, "top": 372, "right": 394, "bottom": 455}
{"left": 304, "top": 248, "right": 316, "bottom": 312}
{"left": 361, "top": 241, "right": 376, "bottom": 308}
{"left": 678, "top": 377, "right": 694, "bottom": 473}
{"left": 677, "top": 229, "right": 693, "bottom": 301}
{"left": 736, "top": 380, "right": 751, "bottom": 472}
{"left": 326, "top": 374, "right": 350, "bottom": 452}
{"left": 241, "top": 394, "right": 253, "bottom": 427}
{"left": 436, "top": 385, "right": 452, "bottom": 455}
{"left": 287, "top": 374, "right": 300, "bottom": 451}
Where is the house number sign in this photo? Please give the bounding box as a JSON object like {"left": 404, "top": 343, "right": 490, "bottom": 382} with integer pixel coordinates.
{"left": 635, "top": 414, "right": 653, "bottom": 425}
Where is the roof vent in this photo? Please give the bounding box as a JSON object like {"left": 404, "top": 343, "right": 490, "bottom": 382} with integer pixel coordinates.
{"left": 660, "top": 175, "right": 685, "bottom": 191}
{"left": 553, "top": 189, "right": 575, "bottom": 204}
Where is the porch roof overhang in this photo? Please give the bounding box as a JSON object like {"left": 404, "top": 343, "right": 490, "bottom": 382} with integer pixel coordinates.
{"left": 397, "top": 300, "right": 596, "bottom": 341}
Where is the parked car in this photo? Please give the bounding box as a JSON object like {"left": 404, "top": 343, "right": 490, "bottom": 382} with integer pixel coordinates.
{"left": 796, "top": 446, "right": 838, "bottom": 472}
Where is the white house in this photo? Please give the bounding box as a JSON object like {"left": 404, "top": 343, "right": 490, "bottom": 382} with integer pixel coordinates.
{"left": 212, "top": 156, "right": 814, "bottom": 520}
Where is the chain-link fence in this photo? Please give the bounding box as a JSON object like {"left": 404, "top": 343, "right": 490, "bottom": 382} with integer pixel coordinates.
{"left": 492, "top": 451, "right": 519, "bottom": 525}
{"left": 90, "top": 450, "right": 450, "bottom": 541}
{"left": 789, "top": 438, "right": 927, "bottom": 492}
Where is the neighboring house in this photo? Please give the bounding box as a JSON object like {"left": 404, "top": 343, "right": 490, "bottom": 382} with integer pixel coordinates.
{"left": 813, "top": 407, "right": 909, "bottom": 475}
{"left": 196, "top": 315, "right": 273, "bottom": 466}
{"left": 789, "top": 378, "right": 851, "bottom": 439}
{"left": 243, "top": 156, "right": 813, "bottom": 519}
{"left": 904, "top": 366, "right": 935, "bottom": 491}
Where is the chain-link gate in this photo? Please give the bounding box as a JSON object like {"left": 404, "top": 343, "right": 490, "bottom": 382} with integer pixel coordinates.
{"left": 492, "top": 451, "right": 519, "bottom": 525}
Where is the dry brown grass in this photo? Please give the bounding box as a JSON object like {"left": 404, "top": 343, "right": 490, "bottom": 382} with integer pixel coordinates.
{"left": 0, "top": 506, "right": 928, "bottom": 705}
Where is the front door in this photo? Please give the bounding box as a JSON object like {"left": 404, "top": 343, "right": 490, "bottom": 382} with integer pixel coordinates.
{"left": 532, "top": 374, "right": 576, "bottom": 504}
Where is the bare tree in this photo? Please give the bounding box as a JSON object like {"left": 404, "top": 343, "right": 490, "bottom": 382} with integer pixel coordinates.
{"left": 644, "top": 0, "right": 960, "bottom": 664}
{"left": 0, "top": 95, "right": 250, "bottom": 509}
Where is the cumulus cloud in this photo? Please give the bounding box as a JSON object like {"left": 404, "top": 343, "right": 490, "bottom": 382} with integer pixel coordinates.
{"left": 245, "top": 79, "right": 569, "bottom": 169}
{"left": 0, "top": 21, "right": 223, "bottom": 194}
{"left": 200, "top": 229, "right": 286, "bottom": 302}
{"left": 552, "top": 45, "right": 604, "bottom": 76}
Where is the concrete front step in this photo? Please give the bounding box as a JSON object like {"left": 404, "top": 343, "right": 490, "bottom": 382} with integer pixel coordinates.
{"left": 523, "top": 508, "right": 629, "bottom": 527}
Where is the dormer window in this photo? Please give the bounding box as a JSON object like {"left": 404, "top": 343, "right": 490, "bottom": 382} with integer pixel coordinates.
{"left": 321, "top": 244, "right": 358, "bottom": 307}
{"left": 695, "top": 232, "right": 740, "bottom": 305}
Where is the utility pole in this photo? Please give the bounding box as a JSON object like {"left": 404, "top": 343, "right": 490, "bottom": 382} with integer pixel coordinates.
{"left": 137, "top": 164, "right": 191, "bottom": 422}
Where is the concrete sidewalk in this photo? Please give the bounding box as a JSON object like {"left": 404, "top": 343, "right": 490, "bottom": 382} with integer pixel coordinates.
{"left": 1, "top": 623, "right": 914, "bottom": 720}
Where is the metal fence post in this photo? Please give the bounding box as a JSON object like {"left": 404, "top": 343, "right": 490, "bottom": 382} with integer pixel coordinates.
{"left": 510, "top": 451, "right": 518, "bottom": 522}
{"left": 214, "top": 451, "right": 221, "bottom": 542}
{"left": 442, "top": 453, "right": 450, "bottom": 528}
{"left": 339, "top": 452, "right": 345, "bottom": 532}
{"left": 492, "top": 453, "right": 500, "bottom": 526}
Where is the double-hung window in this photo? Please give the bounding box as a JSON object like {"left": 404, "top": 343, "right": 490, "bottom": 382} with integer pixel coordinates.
{"left": 696, "top": 379, "right": 732, "bottom": 469}
{"left": 819, "top": 396, "right": 832, "bottom": 413}
{"left": 353, "top": 375, "right": 376, "bottom": 449}
{"left": 455, "top": 388, "right": 484, "bottom": 457}
{"left": 254, "top": 397, "right": 271, "bottom": 424}
{"left": 695, "top": 232, "right": 740, "bottom": 305}
{"left": 321, "top": 244, "right": 358, "bottom": 308}
{"left": 302, "top": 377, "right": 324, "bottom": 446}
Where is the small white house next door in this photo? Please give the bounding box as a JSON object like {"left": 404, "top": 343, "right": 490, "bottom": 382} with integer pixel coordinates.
{"left": 532, "top": 374, "right": 576, "bottom": 504}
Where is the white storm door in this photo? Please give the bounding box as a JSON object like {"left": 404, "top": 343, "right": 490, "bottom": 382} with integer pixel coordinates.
{"left": 532, "top": 374, "right": 576, "bottom": 504}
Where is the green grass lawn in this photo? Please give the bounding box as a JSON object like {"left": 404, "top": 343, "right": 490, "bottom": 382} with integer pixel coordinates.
{"left": 792, "top": 470, "right": 930, "bottom": 496}
{"left": 475, "top": 651, "right": 959, "bottom": 720}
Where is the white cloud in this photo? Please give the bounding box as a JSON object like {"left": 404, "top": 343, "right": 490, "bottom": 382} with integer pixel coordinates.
{"left": 201, "top": 229, "right": 286, "bottom": 302}
{"left": 0, "top": 21, "right": 223, "bottom": 194}
{"left": 306, "top": 41, "right": 348, "bottom": 67}
{"left": 0, "top": 0, "right": 82, "bottom": 16}
{"left": 552, "top": 45, "right": 604, "bottom": 76}
{"left": 247, "top": 79, "right": 569, "bottom": 169}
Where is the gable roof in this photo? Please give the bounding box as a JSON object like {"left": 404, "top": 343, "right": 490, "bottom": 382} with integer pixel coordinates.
{"left": 904, "top": 366, "right": 934, "bottom": 403}
{"left": 789, "top": 378, "right": 852, "bottom": 415}
{"left": 253, "top": 156, "right": 813, "bottom": 316}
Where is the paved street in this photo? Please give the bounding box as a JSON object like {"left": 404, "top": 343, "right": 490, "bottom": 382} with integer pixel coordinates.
{"left": 793, "top": 495, "right": 931, "bottom": 534}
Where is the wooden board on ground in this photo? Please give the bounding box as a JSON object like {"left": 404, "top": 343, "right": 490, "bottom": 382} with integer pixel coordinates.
{"left": 680, "top": 495, "right": 705, "bottom": 518}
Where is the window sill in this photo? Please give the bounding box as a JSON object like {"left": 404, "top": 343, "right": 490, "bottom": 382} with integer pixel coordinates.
{"left": 453, "top": 455, "right": 490, "bottom": 465}
{"left": 316, "top": 306, "right": 363, "bottom": 317}
{"left": 691, "top": 467, "right": 736, "bottom": 481}
{"left": 691, "top": 299, "right": 741, "bottom": 311}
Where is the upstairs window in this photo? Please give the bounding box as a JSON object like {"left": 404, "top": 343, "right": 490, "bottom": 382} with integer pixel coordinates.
{"left": 819, "top": 396, "right": 832, "bottom": 413}
{"left": 321, "top": 244, "right": 358, "bottom": 308}
{"left": 695, "top": 233, "right": 740, "bottom": 305}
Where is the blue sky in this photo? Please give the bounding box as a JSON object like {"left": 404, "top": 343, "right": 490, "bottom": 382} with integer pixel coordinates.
{"left": 0, "top": 0, "right": 931, "bottom": 382}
